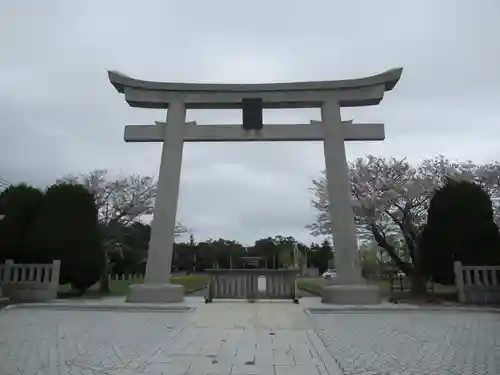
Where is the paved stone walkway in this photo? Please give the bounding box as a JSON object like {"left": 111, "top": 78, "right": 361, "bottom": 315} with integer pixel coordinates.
{"left": 0, "top": 308, "right": 188, "bottom": 375}
{"left": 0, "top": 300, "right": 341, "bottom": 375}
{"left": 311, "top": 310, "right": 500, "bottom": 375}
{"left": 1, "top": 298, "right": 499, "bottom": 374}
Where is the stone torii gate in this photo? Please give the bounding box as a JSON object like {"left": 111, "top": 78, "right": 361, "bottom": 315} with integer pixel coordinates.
{"left": 108, "top": 67, "right": 403, "bottom": 304}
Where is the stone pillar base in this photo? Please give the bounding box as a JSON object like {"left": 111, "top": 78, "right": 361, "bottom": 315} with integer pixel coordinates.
{"left": 321, "top": 283, "right": 382, "bottom": 305}
{"left": 126, "top": 283, "right": 184, "bottom": 303}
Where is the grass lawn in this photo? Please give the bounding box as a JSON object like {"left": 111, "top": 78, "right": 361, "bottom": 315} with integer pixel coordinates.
{"left": 296, "top": 278, "right": 325, "bottom": 296}
{"left": 296, "top": 277, "right": 385, "bottom": 296}
{"left": 58, "top": 274, "right": 210, "bottom": 299}
{"left": 171, "top": 274, "right": 210, "bottom": 294}
{"left": 108, "top": 274, "right": 210, "bottom": 296}
{"left": 296, "top": 277, "right": 458, "bottom": 301}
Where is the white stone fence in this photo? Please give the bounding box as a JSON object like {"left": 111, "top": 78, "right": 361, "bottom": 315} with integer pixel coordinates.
{"left": 0, "top": 259, "right": 61, "bottom": 302}
{"left": 454, "top": 261, "right": 500, "bottom": 304}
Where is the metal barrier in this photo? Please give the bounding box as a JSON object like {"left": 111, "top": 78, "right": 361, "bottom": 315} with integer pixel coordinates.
{"left": 205, "top": 269, "right": 299, "bottom": 303}
{"left": 454, "top": 261, "right": 500, "bottom": 304}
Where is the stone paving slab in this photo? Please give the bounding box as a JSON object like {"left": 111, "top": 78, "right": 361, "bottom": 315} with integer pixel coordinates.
{"left": 188, "top": 300, "right": 311, "bottom": 330}
{"left": 0, "top": 299, "right": 342, "bottom": 375}
{"left": 0, "top": 308, "right": 188, "bottom": 375}
{"left": 129, "top": 328, "right": 336, "bottom": 374}
{"left": 2, "top": 297, "right": 500, "bottom": 374}
{"left": 310, "top": 310, "right": 500, "bottom": 375}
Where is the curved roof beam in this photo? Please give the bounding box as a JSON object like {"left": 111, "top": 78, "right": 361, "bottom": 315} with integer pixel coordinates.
{"left": 109, "top": 68, "right": 402, "bottom": 93}
{"left": 108, "top": 68, "right": 403, "bottom": 109}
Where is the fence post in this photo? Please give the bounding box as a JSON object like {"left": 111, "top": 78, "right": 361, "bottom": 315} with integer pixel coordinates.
{"left": 454, "top": 261, "right": 465, "bottom": 303}
{"left": 50, "top": 260, "right": 61, "bottom": 299}
{"left": 0, "top": 259, "right": 13, "bottom": 298}
{"left": 386, "top": 272, "right": 391, "bottom": 291}
{"left": 3, "top": 259, "right": 13, "bottom": 284}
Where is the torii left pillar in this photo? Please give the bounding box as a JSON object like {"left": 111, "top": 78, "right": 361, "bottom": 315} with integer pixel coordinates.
{"left": 125, "top": 100, "right": 187, "bottom": 302}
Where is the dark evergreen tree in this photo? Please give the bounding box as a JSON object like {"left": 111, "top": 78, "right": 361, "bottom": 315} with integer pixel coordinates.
{"left": 309, "top": 240, "right": 333, "bottom": 274}
{"left": 0, "top": 184, "right": 44, "bottom": 262}
{"left": 419, "top": 178, "right": 500, "bottom": 284}
{"left": 26, "top": 183, "right": 103, "bottom": 292}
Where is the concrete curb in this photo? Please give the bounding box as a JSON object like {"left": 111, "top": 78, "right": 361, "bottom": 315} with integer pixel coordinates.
{"left": 4, "top": 303, "right": 196, "bottom": 313}
{"left": 306, "top": 305, "right": 500, "bottom": 315}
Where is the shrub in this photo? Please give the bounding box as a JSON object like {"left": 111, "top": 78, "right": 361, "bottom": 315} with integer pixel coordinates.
{"left": 419, "top": 178, "right": 500, "bottom": 284}
{"left": 0, "top": 184, "right": 44, "bottom": 262}
{"left": 27, "top": 183, "right": 103, "bottom": 292}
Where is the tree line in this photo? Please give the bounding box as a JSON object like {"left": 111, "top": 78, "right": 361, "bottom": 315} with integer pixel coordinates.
{"left": 112, "top": 230, "right": 335, "bottom": 276}
{"left": 3, "top": 154, "right": 500, "bottom": 296}
{"left": 308, "top": 155, "right": 500, "bottom": 294}
{"left": 0, "top": 170, "right": 183, "bottom": 293}
{"left": 0, "top": 170, "right": 336, "bottom": 293}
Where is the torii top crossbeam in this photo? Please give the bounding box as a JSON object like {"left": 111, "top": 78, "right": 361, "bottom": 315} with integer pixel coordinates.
{"left": 108, "top": 68, "right": 402, "bottom": 109}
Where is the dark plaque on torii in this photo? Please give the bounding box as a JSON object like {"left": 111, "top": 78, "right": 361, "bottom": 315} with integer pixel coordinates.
{"left": 242, "top": 98, "right": 263, "bottom": 130}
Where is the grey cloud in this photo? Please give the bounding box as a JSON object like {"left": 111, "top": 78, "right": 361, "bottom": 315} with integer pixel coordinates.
{"left": 1, "top": 0, "right": 500, "bottom": 245}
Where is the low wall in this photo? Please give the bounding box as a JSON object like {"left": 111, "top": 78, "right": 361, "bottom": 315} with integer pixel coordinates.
{"left": 0, "top": 259, "right": 60, "bottom": 302}
{"left": 205, "top": 269, "right": 299, "bottom": 303}
{"left": 454, "top": 261, "right": 500, "bottom": 304}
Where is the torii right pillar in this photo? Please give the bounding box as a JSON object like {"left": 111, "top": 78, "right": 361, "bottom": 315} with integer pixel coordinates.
{"left": 320, "top": 98, "right": 381, "bottom": 304}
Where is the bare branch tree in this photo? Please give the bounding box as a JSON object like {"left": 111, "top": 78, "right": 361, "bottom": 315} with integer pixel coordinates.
{"left": 59, "top": 170, "right": 188, "bottom": 235}
{"left": 59, "top": 170, "right": 155, "bottom": 227}
{"left": 58, "top": 169, "right": 188, "bottom": 291}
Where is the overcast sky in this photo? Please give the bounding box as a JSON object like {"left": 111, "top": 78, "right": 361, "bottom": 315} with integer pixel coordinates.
{"left": 1, "top": 1, "right": 499, "bottom": 246}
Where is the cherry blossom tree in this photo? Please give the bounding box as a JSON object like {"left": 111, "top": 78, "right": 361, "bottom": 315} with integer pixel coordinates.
{"left": 59, "top": 170, "right": 187, "bottom": 291}
{"left": 61, "top": 169, "right": 188, "bottom": 235}
{"left": 307, "top": 155, "right": 500, "bottom": 294}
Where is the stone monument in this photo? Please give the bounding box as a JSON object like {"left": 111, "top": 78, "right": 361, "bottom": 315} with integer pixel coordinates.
{"left": 108, "top": 67, "right": 403, "bottom": 304}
